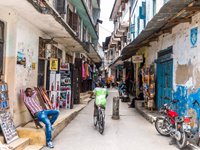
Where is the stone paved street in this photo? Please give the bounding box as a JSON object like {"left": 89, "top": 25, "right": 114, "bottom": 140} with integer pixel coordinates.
{"left": 43, "top": 89, "right": 194, "bottom": 150}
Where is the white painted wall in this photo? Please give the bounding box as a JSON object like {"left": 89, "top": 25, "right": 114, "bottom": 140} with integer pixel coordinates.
{"left": 0, "top": 7, "right": 67, "bottom": 126}
{"left": 146, "top": 0, "right": 166, "bottom": 23}
{"left": 130, "top": 0, "right": 166, "bottom": 40}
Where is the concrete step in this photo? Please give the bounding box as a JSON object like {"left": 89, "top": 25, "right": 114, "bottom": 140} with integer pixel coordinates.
{"left": 80, "top": 94, "right": 91, "bottom": 102}
{"left": 23, "top": 145, "right": 43, "bottom": 150}
{"left": 7, "top": 138, "right": 30, "bottom": 150}
{"left": 0, "top": 135, "right": 5, "bottom": 144}
{"left": 81, "top": 98, "right": 92, "bottom": 104}
{"left": 17, "top": 104, "right": 86, "bottom": 146}
{"left": 80, "top": 92, "right": 88, "bottom": 97}
{"left": 135, "top": 100, "right": 158, "bottom": 124}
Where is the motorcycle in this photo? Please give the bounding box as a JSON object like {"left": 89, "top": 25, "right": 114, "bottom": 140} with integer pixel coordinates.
{"left": 155, "top": 100, "right": 191, "bottom": 149}
{"left": 155, "top": 100, "right": 179, "bottom": 136}
{"left": 174, "top": 100, "right": 200, "bottom": 149}
{"left": 118, "top": 83, "right": 129, "bottom": 102}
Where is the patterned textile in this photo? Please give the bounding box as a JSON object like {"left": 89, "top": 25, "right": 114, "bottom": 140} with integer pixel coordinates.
{"left": 24, "top": 91, "right": 43, "bottom": 115}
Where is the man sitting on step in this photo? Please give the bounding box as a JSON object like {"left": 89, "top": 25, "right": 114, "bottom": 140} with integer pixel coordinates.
{"left": 24, "top": 88, "right": 59, "bottom": 148}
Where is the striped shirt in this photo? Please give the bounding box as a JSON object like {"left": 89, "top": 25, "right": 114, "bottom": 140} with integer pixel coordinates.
{"left": 24, "top": 91, "right": 43, "bottom": 115}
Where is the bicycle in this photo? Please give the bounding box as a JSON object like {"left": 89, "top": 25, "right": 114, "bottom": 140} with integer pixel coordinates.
{"left": 94, "top": 105, "right": 105, "bottom": 134}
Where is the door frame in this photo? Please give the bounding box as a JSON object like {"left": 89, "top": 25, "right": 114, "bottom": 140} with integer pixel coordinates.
{"left": 0, "top": 20, "right": 4, "bottom": 78}
{"left": 155, "top": 46, "right": 173, "bottom": 109}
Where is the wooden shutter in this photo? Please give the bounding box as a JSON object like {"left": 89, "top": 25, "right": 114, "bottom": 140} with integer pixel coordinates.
{"left": 72, "top": 13, "right": 78, "bottom": 32}
{"left": 68, "top": 8, "right": 73, "bottom": 27}
{"left": 56, "top": 0, "right": 66, "bottom": 14}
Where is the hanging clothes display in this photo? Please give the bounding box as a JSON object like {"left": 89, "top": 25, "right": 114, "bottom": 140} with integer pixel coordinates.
{"left": 84, "top": 62, "right": 89, "bottom": 78}
{"left": 82, "top": 62, "right": 86, "bottom": 80}
{"left": 141, "top": 65, "right": 155, "bottom": 111}
{"left": 89, "top": 65, "right": 92, "bottom": 80}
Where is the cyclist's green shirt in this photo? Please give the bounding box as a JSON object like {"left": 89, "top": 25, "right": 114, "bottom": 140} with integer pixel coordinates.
{"left": 93, "top": 87, "right": 108, "bottom": 108}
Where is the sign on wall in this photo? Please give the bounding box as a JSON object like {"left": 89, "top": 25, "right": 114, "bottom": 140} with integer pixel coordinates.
{"left": 50, "top": 58, "right": 58, "bottom": 71}
{"left": 190, "top": 27, "right": 198, "bottom": 48}
{"left": 17, "top": 51, "right": 26, "bottom": 67}
{"left": 132, "top": 55, "right": 143, "bottom": 63}
{"left": 0, "top": 112, "right": 19, "bottom": 144}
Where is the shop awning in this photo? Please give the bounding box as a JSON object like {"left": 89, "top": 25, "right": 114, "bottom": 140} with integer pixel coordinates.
{"left": 121, "top": 0, "right": 200, "bottom": 60}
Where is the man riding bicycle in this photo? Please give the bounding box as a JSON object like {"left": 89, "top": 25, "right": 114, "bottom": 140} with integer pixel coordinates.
{"left": 93, "top": 82, "right": 108, "bottom": 117}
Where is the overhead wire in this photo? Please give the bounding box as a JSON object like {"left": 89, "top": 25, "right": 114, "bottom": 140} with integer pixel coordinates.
{"left": 99, "top": 25, "right": 113, "bottom": 33}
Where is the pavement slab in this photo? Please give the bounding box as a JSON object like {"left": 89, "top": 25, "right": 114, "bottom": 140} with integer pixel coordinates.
{"left": 42, "top": 89, "right": 193, "bottom": 150}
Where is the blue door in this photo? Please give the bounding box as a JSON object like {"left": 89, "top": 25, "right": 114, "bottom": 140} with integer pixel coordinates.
{"left": 157, "top": 59, "right": 173, "bottom": 109}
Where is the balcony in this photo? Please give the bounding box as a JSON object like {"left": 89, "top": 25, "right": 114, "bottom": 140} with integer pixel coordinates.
{"left": 83, "top": 42, "right": 101, "bottom": 62}
{"left": 69, "top": 0, "right": 98, "bottom": 44}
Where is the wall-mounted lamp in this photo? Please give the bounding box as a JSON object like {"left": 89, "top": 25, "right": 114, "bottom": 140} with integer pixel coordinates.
{"left": 97, "top": 19, "right": 103, "bottom": 24}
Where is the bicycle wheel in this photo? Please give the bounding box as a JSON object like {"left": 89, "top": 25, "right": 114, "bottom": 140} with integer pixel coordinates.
{"left": 93, "top": 115, "right": 98, "bottom": 127}
{"left": 98, "top": 110, "right": 105, "bottom": 134}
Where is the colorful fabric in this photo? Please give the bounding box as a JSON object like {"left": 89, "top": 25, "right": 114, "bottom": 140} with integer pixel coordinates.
{"left": 89, "top": 65, "right": 92, "bottom": 79}
{"left": 82, "top": 63, "right": 86, "bottom": 79}
{"left": 93, "top": 87, "right": 108, "bottom": 108}
{"left": 24, "top": 91, "right": 43, "bottom": 115}
{"left": 85, "top": 63, "right": 89, "bottom": 78}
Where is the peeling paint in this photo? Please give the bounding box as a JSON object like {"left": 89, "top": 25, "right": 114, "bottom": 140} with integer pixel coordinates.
{"left": 175, "top": 62, "right": 193, "bottom": 85}
{"left": 173, "top": 86, "right": 200, "bottom": 126}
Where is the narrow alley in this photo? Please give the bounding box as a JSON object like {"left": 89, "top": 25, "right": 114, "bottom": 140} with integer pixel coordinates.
{"left": 43, "top": 89, "right": 190, "bottom": 150}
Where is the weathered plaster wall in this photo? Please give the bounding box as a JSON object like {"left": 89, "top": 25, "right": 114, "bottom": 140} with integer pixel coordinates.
{"left": 14, "top": 15, "right": 46, "bottom": 126}
{"left": 147, "top": 12, "right": 200, "bottom": 121}
{"left": 148, "top": 12, "right": 200, "bottom": 89}
{"left": 0, "top": 7, "right": 19, "bottom": 121}
{"left": 0, "top": 7, "right": 48, "bottom": 126}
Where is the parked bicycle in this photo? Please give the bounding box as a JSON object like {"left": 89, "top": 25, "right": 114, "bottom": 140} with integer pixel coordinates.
{"left": 94, "top": 105, "right": 105, "bottom": 134}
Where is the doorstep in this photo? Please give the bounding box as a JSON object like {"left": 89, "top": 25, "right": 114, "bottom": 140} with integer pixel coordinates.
{"left": 16, "top": 104, "right": 86, "bottom": 146}
{"left": 135, "top": 100, "right": 159, "bottom": 124}
{"left": 80, "top": 93, "right": 92, "bottom": 104}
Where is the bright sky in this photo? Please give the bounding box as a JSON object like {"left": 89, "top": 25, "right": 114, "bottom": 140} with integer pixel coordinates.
{"left": 99, "top": 0, "right": 115, "bottom": 46}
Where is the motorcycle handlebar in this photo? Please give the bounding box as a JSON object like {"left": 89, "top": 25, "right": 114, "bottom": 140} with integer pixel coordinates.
{"left": 193, "top": 100, "right": 200, "bottom": 108}
{"left": 171, "top": 99, "right": 179, "bottom": 104}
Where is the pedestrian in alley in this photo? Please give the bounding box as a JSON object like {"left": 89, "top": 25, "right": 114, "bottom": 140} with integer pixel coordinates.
{"left": 24, "top": 88, "right": 59, "bottom": 148}
{"left": 93, "top": 82, "right": 108, "bottom": 117}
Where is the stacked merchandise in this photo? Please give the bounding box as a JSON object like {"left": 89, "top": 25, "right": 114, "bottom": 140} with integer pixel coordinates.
{"left": 48, "top": 59, "right": 72, "bottom": 110}
{"left": 49, "top": 71, "right": 60, "bottom": 110}
{"left": 60, "top": 63, "right": 72, "bottom": 109}
{"left": 48, "top": 58, "right": 60, "bottom": 110}
{"left": 0, "top": 81, "right": 9, "bottom": 110}
{"left": 142, "top": 67, "right": 149, "bottom": 109}
{"left": 0, "top": 80, "right": 19, "bottom": 144}
{"left": 141, "top": 65, "right": 155, "bottom": 111}
{"left": 148, "top": 65, "right": 155, "bottom": 111}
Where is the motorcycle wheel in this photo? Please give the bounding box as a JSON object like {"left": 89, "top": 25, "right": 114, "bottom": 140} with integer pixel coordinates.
{"left": 155, "top": 117, "right": 170, "bottom": 136}
{"left": 176, "top": 132, "right": 187, "bottom": 149}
